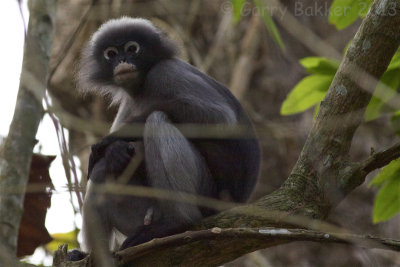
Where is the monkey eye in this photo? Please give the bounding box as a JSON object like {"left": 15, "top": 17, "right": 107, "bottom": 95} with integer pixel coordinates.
{"left": 104, "top": 47, "right": 118, "bottom": 60}
{"left": 124, "top": 41, "right": 140, "bottom": 54}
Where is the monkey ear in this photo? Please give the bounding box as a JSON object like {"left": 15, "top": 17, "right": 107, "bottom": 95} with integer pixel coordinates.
{"left": 152, "top": 23, "right": 180, "bottom": 59}
{"left": 161, "top": 34, "right": 180, "bottom": 58}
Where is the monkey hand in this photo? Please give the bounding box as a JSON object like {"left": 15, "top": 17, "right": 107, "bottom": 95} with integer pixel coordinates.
{"left": 104, "top": 140, "right": 135, "bottom": 175}
{"left": 87, "top": 137, "right": 130, "bottom": 179}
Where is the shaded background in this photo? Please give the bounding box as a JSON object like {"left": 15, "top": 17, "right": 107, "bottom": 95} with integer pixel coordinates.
{"left": 44, "top": 0, "right": 400, "bottom": 266}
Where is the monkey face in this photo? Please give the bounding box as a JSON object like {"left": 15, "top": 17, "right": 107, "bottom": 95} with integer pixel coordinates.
{"left": 95, "top": 36, "right": 149, "bottom": 94}
{"left": 102, "top": 41, "right": 142, "bottom": 89}
{"left": 77, "top": 17, "right": 177, "bottom": 99}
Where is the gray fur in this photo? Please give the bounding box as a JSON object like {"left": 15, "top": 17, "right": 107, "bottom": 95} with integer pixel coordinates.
{"left": 110, "top": 97, "right": 136, "bottom": 132}
{"left": 75, "top": 16, "right": 260, "bottom": 255}
{"left": 76, "top": 46, "right": 126, "bottom": 106}
{"left": 144, "top": 111, "right": 209, "bottom": 224}
{"left": 144, "top": 59, "right": 238, "bottom": 124}
{"left": 90, "top": 17, "right": 156, "bottom": 47}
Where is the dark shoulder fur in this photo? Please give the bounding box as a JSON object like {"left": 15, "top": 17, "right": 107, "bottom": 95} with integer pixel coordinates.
{"left": 144, "top": 59, "right": 244, "bottom": 116}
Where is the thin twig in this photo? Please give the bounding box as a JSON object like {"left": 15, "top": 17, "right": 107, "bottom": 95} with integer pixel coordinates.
{"left": 44, "top": 95, "right": 83, "bottom": 211}
{"left": 17, "top": 0, "right": 27, "bottom": 37}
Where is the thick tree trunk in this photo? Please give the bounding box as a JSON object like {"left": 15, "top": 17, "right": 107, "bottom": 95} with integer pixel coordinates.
{"left": 0, "top": 1, "right": 57, "bottom": 265}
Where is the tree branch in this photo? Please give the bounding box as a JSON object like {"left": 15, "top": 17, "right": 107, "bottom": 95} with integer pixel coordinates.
{"left": 53, "top": 227, "right": 400, "bottom": 266}
{"left": 361, "top": 142, "right": 400, "bottom": 173}
{"left": 116, "top": 227, "right": 400, "bottom": 265}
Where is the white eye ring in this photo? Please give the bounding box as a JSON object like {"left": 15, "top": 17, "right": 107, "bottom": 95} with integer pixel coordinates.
{"left": 104, "top": 47, "right": 118, "bottom": 60}
{"left": 124, "top": 41, "right": 140, "bottom": 54}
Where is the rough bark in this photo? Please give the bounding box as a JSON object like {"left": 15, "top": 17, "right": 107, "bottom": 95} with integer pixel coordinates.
{"left": 0, "top": 0, "right": 57, "bottom": 265}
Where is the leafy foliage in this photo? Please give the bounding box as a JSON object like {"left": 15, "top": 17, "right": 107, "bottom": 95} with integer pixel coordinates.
{"left": 329, "top": 0, "right": 373, "bottom": 30}
{"left": 281, "top": 50, "right": 400, "bottom": 119}
{"left": 299, "top": 57, "right": 340, "bottom": 75}
{"left": 281, "top": 75, "right": 333, "bottom": 115}
{"left": 369, "top": 159, "right": 400, "bottom": 223}
{"left": 281, "top": 57, "right": 338, "bottom": 115}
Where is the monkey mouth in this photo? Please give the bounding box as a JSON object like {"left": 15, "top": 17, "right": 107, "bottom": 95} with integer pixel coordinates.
{"left": 114, "top": 62, "right": 138, "bottom": 84}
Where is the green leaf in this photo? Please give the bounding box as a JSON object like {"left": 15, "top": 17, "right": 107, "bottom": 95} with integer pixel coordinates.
{"left": 370, "top": 159, "right": 400, "bottom": 223}
{"left": 387, "top": 50, "right": 400, "bottom": 71}
{"left": 329, "top": 0, "right": 373, "bottom": 30}
{"left": 391, "top": 110, "right": 400, "bottom": 136}
{"left": 372, "top": 176, "right": 400, "bottom": 223}
{"left": 358, "top": 0, "right": 373, "bottom": 17}
{"left": 281, "top": 75, "right": 333, "bottom": 115}
{"left": 369, "top": 158, "right": 400, "bottom": 187}
{"left": 231, "top": 0, "right": 246, "bottom": 23}
{"left": 252, "top": 0, "right": 285, "bottom": 50}
{"left": 365, "top": 69, "right": 400, "bottom": 121}
{"left": 46, "top": 230, "right": 80, "bottom": 252}
{"left": 299, "top": 57, "right": 340, "bottom": 75}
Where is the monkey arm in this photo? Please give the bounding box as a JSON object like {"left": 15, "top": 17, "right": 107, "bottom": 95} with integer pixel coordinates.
{"left": 87, "top": 94, "right": 236, "bottom": 179}
{"left": 87, "top": 113, "right": 148, "bottom": 179}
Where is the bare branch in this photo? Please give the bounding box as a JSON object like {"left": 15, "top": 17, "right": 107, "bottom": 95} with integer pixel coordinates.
{"left": 361, "top": 142, "right": 400, "bottom": 173}
{"left": 116, "top": 227, "right": 400, "bottom": 265}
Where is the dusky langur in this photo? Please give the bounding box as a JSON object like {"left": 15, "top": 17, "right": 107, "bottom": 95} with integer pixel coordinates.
{"left": 70, "top": 17, "right": 261, "bottom": 260}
